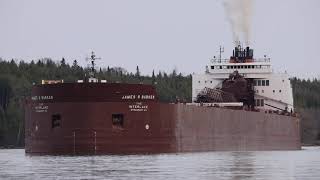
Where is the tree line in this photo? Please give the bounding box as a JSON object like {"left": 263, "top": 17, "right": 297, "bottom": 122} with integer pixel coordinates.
{"left": 0, "top": 57, "right": 319, "bottom": 147}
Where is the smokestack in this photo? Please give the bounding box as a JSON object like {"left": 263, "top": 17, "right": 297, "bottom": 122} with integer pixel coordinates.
{"left": 246, "top": 46, "right": 250, "bottom": 57}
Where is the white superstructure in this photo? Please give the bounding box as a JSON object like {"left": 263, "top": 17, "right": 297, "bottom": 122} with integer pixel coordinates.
{"left": 192, "top": 46, "right": 294, "bottom": 112}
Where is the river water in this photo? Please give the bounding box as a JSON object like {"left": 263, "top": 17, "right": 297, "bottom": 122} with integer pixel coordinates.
{"left": 1, "top": 147, "right": 320, "bottom": 180}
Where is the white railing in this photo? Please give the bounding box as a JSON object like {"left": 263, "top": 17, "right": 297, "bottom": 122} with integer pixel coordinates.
{"left": 210, "top": 58, "right": 271, "bottom": 64}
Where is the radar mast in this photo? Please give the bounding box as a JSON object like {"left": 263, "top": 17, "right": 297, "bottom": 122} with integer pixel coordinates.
{"left": 86, "top": 51, "right": 101, "bottom": 78}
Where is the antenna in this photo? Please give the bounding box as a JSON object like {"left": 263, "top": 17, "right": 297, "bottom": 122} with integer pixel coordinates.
{"left": 219, "top": 46, "right": 224, "bottom": 63}
{"left": 85, "top": 51, "right": 101, "bottom": 78}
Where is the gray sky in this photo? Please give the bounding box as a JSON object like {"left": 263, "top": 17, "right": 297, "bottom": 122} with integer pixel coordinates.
{"left": 0, "top": 0, "right": 319, "bottom": 78}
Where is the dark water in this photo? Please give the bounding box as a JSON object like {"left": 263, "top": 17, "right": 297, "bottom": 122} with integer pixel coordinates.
{"left": 1, "top": 147, "right": 320, "bottom": 180}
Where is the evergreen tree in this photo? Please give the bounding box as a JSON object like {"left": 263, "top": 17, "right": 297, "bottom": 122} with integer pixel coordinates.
{"left": 60, "top": 57, "right": 66, "bottom": 67}
{"left": 72, "top": 60, "right": 78, "bottom": 68}
{"left": 135, "top": 66, "right": 140, "bottom": 77}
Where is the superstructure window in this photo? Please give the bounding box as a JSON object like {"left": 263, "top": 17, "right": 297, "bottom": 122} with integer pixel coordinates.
{"left": 211, "top": 66, "right": 214, "bottom": 69}
{"left": 256, "top": 99, "right": 260, "bottom": 106}
{"left": 255, "top": 99, "right": 264, "bottom": 107}
{"left": 112, "top": 114, "right": 124, "bottom": 128}
{"left": 219, "top": 66, "right": 222, "bottom": 69}
{"left": 257, "top": 80, "right": 261, "bottom": 86}
{"left": 254, "top": 79, "right": 269, "bottom": 86}
{"left": 52, "top": 114, "right": 61, "bottom": 128}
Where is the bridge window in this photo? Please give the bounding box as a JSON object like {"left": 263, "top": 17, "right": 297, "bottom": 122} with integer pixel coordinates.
{"left": 198, "top": 81, "right": 200, "bottom": 83}
{"left": 262, "top": 80, "right": 265, "bottom": 86}
{"left": 266, "top": 80, "right": 269, "bottom": 86}
{"left": 211, "top": 66, "right": 214, "bottom": 69}
{"left": 279, "top": 90, "right": 282, "bottom": 93}
{"left": 219, "top": 66, "right": 222, "bottom": 69}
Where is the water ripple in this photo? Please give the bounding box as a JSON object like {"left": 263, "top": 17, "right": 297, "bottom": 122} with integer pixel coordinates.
{"left": 1, "top": 147, "right": 320, "bottom": 180}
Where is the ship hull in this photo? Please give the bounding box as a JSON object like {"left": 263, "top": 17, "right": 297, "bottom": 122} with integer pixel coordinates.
{"left": 25, "top": 102, "right": 301, "bottom": 155}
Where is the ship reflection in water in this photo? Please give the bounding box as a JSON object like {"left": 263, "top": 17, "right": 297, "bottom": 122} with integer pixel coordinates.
{"left": 1, "top": 147, "right": 320, "bottom": 179}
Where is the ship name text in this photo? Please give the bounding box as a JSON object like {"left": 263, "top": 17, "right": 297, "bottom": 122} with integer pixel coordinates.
{"left": 122, "top": 95, "right": 155, "bottom": 100}
{"left": 31, "top": 95, "right": 54, "bottom": 101}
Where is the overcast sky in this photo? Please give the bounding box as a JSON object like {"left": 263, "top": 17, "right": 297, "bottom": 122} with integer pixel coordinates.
{"left": 0, "top": 0, "right": 319, "bottom": 78}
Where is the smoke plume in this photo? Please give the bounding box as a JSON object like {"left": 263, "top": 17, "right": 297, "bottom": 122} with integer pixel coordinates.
{"left": 223, "top": 0, "right": 253, "bottom": 46}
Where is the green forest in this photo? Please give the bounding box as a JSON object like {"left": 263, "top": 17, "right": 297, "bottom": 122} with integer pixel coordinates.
{"left": 0, "top": 58, "right": 319, "bottom": 147}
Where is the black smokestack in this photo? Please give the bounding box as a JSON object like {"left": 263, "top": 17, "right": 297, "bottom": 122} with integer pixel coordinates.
{"left": 246, "top": 46, "right": 250, "bottom": 58}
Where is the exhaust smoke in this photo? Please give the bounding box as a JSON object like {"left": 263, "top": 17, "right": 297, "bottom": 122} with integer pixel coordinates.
{"left": 223, "top": 0, "right": 253, "bottom": 46}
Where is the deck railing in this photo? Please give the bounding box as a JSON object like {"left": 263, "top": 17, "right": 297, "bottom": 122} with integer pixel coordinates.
{"left": 210, "top": 58, "right": 271, "bottom": 64}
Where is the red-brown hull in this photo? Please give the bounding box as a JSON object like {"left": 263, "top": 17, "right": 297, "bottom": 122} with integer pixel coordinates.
{"left": 25, "top": 84, "right": 301, "bottom": 155}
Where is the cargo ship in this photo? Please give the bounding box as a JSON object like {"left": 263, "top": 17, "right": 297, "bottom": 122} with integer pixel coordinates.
{"left": 25, "top": 47, "right": 301, "bottom": 155}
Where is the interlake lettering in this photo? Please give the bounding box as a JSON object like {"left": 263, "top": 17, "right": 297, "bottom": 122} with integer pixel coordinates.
{"left": 129, "top": 105, "right": 148, "bottom": 109}
{"left": 35, "top": 104, "right": 49, "bottom": 113}
{"left": 128, "top": 104, "right": 149, "bottom": 112}
{"left": 122, "top": 95, "right": 155, "bottom": 100}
